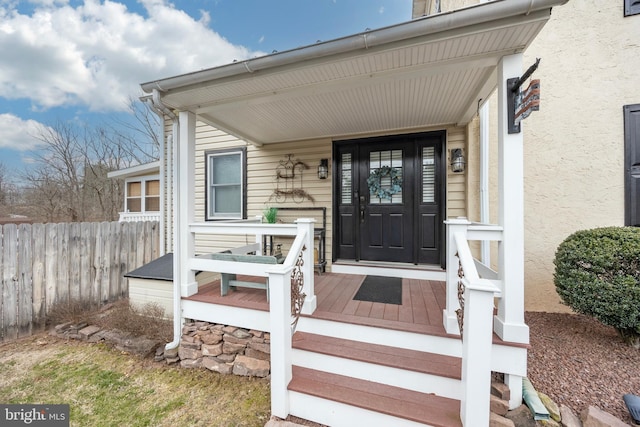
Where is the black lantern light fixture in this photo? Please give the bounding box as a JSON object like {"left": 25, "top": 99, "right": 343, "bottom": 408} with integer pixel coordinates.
{"left": 450, "top": 148, "right": 465, "bottom": 173}
{"left": 318, "top": 158, "right": 329, "bottom": 179}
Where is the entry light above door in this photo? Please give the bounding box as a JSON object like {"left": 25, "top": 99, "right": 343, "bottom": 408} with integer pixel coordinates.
{"left": 318, "top": 159, "right": 329, "bottom": 179}
{"left": 450, "top": 148, "right": 465, "bottom": 173}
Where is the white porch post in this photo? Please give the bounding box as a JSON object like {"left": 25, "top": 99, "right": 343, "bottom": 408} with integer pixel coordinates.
{"left": 443, "top": 217, "right": 471, "bottom": 335}
{"left": 177, "top": 111, "right": 198, "bottom": 297}
{"left": 295, "top": 218, "right": 317, "bottom": 314}
{"left": 495, "top": 53, "right": 529, "bottom": 344}
{"left": 459, "top": 281, "right": 497, "bottom": 426}
{"left": 268, "top": 265, "right": 294, "bottom": 418}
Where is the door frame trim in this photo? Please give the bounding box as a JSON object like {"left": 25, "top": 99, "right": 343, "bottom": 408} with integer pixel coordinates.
{"left": 331, "top": 131, "right": 447, "bottom": 266}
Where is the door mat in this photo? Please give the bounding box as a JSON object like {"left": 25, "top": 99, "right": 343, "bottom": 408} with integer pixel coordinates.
{"left": 353, "top": 275, "right": 402, "bottom": 305}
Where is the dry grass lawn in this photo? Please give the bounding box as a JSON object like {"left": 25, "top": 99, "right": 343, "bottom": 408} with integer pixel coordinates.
{"left": 0, "top": 334, "right": 271, "bottom": 427}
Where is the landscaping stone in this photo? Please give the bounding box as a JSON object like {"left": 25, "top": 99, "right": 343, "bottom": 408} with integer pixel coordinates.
{"left": 245, "top": 348, "right": 270, "bottom": 361}
{"left": 202, "top": 343, "right": 223, "bottom": 356}
{"left": 215, "top": 353, "right": 237, "bottom": 363}
{"left": 178, "top": 346, "right": 202, "bottom": 360}
{"left": 78, "top": 325, "right": 101, "bottom": 340}
{"left": 223, "top": 341, "right": 247, "bottom": 354}
{"left": 560, "top": 405, "right": 583, "bottom": 427}
{"left": 491, "top": 394, "right": 510, "bottom": 416}
{"left": 581, "top": 406, "right": 630, "bottom": 427}
{"left": 232, "top": 355, "right": 270, "bottom": 377}
{"left": 202, "top": 357, "right": 233, "bottom": 375}
{"left": 180, "top": 358, "right": 202, "bottom": 369}
{"left": 490, "top": 411, "right": 515, "bottom": 427}
{"left": 199, "top": 331, "right": 223, "bottom": 345}
{"left": 117, "top": 336, "right": 159, "bottom": 356}
{"left": 540, "top": 392, "right": 562, "bottom": 422}
{"left": 164, "top": 346, "right": 179, "bottom": 359}
{"left": 540, "top": 419, "right": 561, "bottom": 427}
{"left": 492, "top": 381, "right": 511, "bottom": 401}
{"left": 505, "top": 404, "right": 536, "bottom": 427}
{"left": 249, "top": 341, "right": 271, "bottom": 354}
{"left": 224, "top": 334, "right": 251, "bottom": 345}
{"left": 231, "top": 328, "right": 252, "bottom": 339}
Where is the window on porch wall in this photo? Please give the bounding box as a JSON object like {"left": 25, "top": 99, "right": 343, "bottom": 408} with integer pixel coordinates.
{"left": 205, "top": 148, "right": 247, "bottom": 220}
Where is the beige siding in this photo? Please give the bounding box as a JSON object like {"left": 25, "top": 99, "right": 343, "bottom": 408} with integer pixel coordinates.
{"left": 190, "top": 123, "right": 467, "bottom": 268}
{"left": 446, "top": 126, "right": 468, "bottom": 219}
{"left": 129, "top": 278, "right": 173, "bottom": 318}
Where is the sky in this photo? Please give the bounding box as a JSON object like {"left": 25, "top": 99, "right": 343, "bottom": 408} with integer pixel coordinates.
{"left": 0, "top": 0, "right": 412, "bottom": 180}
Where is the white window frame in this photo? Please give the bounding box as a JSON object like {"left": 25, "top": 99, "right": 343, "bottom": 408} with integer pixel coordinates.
{"left": 124, "top": 174, "right": 160, "bottom": 213}
{"left": 205, "top": 148, "right": 246, "bottom": 220}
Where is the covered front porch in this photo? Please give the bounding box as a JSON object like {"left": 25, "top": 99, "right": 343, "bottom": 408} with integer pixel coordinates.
{"left": 141, "top": 0, "right": 569, "bottom": 424}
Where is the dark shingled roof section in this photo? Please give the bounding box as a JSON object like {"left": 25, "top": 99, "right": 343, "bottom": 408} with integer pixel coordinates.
{"left": 125, "top": 253, "right": 173, "bottom": 281}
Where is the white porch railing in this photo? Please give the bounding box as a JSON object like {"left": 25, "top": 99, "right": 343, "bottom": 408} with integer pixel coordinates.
{"left": 118, "top": 211, "right": 162, "bottom": 222}
{"left": 184, "top": 216, "right": 315, "bottom": 418}
{"left": 451, "top": 228, "right": 501, "bottom": 426}
{"left": 445, "top": 217, "right": 527, "bottom": 420}
{"left": 187, "top": 217, "right": 317, "bottom": 315}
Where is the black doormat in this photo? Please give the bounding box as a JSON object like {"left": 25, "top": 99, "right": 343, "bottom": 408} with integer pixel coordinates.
{"left": 353, "top": 275, "right": 402, "bottom": 305}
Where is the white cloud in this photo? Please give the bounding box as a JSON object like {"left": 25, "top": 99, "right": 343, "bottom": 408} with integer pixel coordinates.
{"left": 258, "top": 35, "right": 264, "bottom": 44}
{"left": 0, "top": 0, "right": 264, "bottom": 113}
{"left": 379, "top": 6, "right": 385, "bottom": 14}
{"left": 0, "top": 113, "right": 48, "bottom": 151}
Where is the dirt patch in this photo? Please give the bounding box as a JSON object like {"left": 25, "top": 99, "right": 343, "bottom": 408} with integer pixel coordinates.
{"left": 526, "top": 311, "right": 640, "bottom": 424}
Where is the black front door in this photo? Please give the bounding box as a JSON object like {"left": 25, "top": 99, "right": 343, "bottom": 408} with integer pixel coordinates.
{"left": 334, "top": 132, "right": 445, "bottom": 265}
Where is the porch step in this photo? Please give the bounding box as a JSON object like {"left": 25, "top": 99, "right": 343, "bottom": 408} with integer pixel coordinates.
{"left": 288, "top": 366, "right": 462, "bottom": 427}
{"left": 292, "top": 332, "right": 462, "bottom": 399}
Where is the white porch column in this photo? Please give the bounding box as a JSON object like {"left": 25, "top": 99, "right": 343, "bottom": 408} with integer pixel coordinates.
{"left": 295, "top": 218, "right": 317, "bottom": 314}
{"left": 177, "top": 111, "right": 198, "bottom": 297}
{"left": 495, "top": 53, "right": 529, "bottom": 345}
{"left": 443, "top": 217, "right": 471, "bottom": 335}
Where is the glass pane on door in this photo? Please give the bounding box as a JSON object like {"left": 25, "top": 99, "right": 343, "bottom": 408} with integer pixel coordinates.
{"left": 368, "top": 150, "right": 402, "bottom": 204}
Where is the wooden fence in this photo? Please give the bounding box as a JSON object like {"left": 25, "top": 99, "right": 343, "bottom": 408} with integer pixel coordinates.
{"left": 0, "top": 221, "right": 160, "bottom": 342}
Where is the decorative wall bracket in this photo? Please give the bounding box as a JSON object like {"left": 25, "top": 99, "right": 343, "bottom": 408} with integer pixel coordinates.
{"left": 271, "top": 154, "right": 314, "bottom": 203}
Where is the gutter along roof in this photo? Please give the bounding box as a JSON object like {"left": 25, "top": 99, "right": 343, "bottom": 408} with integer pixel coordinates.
{"left": 141, "top": 0, "right": 568, "bottom": 145}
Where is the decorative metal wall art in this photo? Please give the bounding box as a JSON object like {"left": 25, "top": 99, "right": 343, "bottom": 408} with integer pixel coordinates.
{"left": 291, "top": 245, "right": 307, "bottom": 331}
{"left": 270, "top": 154, "right": 314, "bottom": 203}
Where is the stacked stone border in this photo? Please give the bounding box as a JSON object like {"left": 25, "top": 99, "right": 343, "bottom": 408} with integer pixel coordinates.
{"left": 160, "top": 321, "right": 271, "bottom": 378}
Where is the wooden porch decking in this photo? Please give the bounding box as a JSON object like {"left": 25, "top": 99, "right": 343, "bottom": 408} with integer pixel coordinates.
{"left": 184, "top": 272, "right": 458, "bottom": 338}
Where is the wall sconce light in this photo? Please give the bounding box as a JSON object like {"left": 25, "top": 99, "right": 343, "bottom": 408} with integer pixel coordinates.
{"left": 450, "top": 148, "right": 465, "bottom": 173}
{"left": 318, "top": 159, "right": 329, "bottom": 179}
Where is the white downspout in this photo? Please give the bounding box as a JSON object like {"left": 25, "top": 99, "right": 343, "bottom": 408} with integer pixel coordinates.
{"left": 479, "top": 0, "right": 490, "bottom": 266}
{"left": 148, "top": 89, "right": 182, "bottom": 352}
{"left": 480, "top": 100, "right": 490, "bottom": 264}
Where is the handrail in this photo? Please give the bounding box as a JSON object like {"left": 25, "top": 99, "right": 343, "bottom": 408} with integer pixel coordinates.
{"left": 189, "top": 221, "right": 298, "bottom": 236}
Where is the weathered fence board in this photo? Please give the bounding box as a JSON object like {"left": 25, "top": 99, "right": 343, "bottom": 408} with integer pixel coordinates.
{"left": 3, "top": 224, "right": 18, "bottom": 341}
{"left": 0, "top": 221, "right": 159, "bottom": 342}
{"left": 18, "top": 224, "right": 33, "bottom": 338}
{"left": 32, "top": 223, "right": 45, "bottom": 332}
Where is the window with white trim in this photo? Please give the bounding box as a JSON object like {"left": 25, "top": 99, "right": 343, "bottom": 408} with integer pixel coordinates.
{"left": 205, "top": 148, "right": 246, "bottom": 220}
{"left": 125, "top": 176, "right": 160, "bottom": 213}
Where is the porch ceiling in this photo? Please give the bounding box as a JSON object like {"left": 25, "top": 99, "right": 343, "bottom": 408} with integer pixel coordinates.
{"left": 142, "top": 1, "right": 562, "bottom": 145}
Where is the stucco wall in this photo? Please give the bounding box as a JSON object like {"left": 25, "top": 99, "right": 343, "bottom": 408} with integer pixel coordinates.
{"left": 520, "top": 1, "right": 640, "bottom": 311}
{"left": 463, "top": 1, "right": 640, "bottom": 311}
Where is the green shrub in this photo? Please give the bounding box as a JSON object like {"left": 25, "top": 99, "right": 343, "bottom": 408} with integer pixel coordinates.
{"left": 554, "top": 226, "right": 640, "bottom": 348}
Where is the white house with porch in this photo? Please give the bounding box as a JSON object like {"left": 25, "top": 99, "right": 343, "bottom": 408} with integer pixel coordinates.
{"left": 138, "top": 0, "right": 569, "bottom": 425}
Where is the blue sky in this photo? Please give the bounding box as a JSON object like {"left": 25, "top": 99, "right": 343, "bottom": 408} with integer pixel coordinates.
{"left": 0, "top": 0, "right": 412, "bottom": 179}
